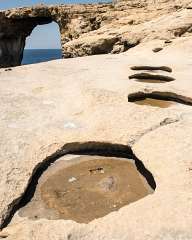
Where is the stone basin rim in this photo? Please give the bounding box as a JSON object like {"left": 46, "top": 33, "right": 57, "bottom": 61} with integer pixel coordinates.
{"left": 0, "top": 141, "right": 156, "bottom": 230}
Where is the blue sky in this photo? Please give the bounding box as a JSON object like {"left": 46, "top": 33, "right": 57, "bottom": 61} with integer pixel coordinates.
{"left": 0, "top": 0, "right": 109, "bottom": 49}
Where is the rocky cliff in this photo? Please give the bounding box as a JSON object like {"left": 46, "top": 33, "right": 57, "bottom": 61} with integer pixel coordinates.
{"left": 0, "top": 0, "right": 192, "bottom": 67}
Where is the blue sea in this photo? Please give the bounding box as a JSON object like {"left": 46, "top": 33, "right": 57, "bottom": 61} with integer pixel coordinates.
{"left": 22, "top": 49, "right": 62, "bottom": 65}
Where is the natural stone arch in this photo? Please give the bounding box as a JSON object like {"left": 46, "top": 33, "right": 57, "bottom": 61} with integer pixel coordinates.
{"left": 0, "top": 12, "right": 61, "bottom": 67}
{"left": 0, "top": 4, "right": 112, "bottom": 68}
{"left": 22, "top": 21, "right": 62, "bottom": 65}
{"left": 1, "top": 1, "right": 191, "bottom": 68}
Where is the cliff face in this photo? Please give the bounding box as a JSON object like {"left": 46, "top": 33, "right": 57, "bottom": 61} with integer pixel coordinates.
{"left": 0, "top": 0, "right": 192, "bottom": 67}
{"left": 0, "top": 3, "right": 113, "bottom": 67}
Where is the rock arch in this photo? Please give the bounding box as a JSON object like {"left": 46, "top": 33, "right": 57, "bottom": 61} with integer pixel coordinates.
{"left": 1, "top": 1, "right": 190, "bottom": 68}
{"left": 0, "top": 5, "right": 67, "bottom": 67}
{"left": 0, "top": 4, "right": 111, "bottom": 68}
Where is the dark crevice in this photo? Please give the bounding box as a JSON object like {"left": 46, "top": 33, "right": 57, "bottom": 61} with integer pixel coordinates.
{"left": 128, "top": 91, "right": 192, "bottom": 106}
{"left": 152, "top": 47, "right": 163, "bottom": 53}
{"left": 132, "top": 154, "right": 156, "bottom": 191}
{"left": 13, "top": 17, "right": 53, "bottom": 26}
{"left": 130, "top": 66, "right": 172, "bottom": 73}
{"left": 129, "top": 73, "right": 175, "bottom": 82}
{"left": 0, "top": 141, "right": 156, "bottom": 230}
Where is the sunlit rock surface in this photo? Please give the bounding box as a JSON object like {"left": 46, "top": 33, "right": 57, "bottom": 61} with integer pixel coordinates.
{"left": 0, "top": 0, "right": 192, "bottom": 67}
{"left": 0, "top": 35, "right": 192, "bottom": 239}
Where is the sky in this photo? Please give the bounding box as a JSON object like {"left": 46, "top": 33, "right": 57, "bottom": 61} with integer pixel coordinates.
{"left": 0, "top": 0, "right": 110, "bottom": 49}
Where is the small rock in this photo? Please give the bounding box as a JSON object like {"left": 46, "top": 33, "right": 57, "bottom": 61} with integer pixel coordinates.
{"left": 111, "top": 44, "right": 125, "bottom": 54}
{"left": 68, "top": 177, "right": 77, "bottom": 183}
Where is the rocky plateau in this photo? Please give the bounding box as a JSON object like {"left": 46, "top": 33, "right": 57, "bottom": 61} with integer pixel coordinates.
{"left": 0, "top": 0, "right": 192, "bottom": 240}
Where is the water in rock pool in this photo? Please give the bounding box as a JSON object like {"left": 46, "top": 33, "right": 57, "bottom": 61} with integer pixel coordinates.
{"left": 134, "top": 98, "right": 175, "bottom": 108}
{"left": 134, "top": 79, "right": 168, "bottom": 83}
{"left": 22, "top": 49, "right": 62, "bottom": 65}
{"left": 19, "top": 155, "right": 153, "bottom": 223}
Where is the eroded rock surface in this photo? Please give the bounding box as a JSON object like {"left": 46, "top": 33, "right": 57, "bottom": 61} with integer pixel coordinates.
{"left": 0, "top": 35, "right": 192, "bottom": 239}
{"left": 1, "top": 0, "right": 192, "bottom": 67}
{"left": 18, "top": 155, "right": 152, "bottom": 223}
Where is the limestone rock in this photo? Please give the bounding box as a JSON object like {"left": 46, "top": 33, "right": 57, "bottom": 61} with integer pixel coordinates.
{"left": 0, "top": 1, "right": 192, "bottom": 239}
{"left": 0, "top": 36, "right": 192, "bottom": 239}
{"left": 1, "top": 0, "right": 192, "bottom": 67}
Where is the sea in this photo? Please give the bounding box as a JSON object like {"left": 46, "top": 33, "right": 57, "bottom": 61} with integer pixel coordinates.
{"left": 22, "top": 49, "right": 62, "bottom": 65}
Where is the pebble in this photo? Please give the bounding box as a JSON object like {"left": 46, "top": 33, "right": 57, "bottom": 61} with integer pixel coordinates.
{"left": 68, "top": 177, "right": 77, "bottom": 183}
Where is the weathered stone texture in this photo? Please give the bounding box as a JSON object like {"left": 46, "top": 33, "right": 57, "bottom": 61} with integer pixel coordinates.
{"left": 0, "top": 0, "right": 192, "bottom": 67}
{"left": 0, "top": 35, "right": 192, "bottom": 239}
